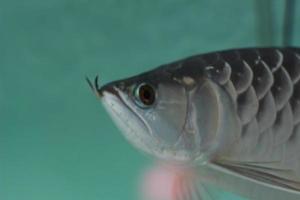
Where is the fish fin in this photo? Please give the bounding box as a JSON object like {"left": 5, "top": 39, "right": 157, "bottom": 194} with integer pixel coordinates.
{"left": 142, "top": 163, "right": 237, "bottom": 200}
{"left": 176, "top": 180, "right": 215, "bottom": 200}
{"left": 178, "top": 176, "right": 248, "bottom": 200}
{"left": 214, "top": 160, "right": 300, "bottom": 192}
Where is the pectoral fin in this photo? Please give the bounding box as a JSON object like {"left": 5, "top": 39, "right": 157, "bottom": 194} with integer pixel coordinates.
{"left": 174, "top": 179, "right": 214, "bottom": 200}
{"left": 142, "top": 163, "right": 214, "bottom": 200}
{"left": 215, "top": 160, "right": 300, "bottom": 191}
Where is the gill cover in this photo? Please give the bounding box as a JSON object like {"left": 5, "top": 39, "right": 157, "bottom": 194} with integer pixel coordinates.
{"left": 181, "top": 79, "right": 221, "bottom": 158}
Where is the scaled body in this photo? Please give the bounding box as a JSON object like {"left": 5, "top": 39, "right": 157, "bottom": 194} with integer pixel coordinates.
{"left": 92, "top": 47, "right": 300, "bottom": 199}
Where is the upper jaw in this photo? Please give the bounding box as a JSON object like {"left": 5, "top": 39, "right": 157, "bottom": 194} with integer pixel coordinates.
{"left": 100, "top": 86, "right": 157, "bottom": 155}
{"left": 86, "top": 75, "right": 119, "bottom": 98}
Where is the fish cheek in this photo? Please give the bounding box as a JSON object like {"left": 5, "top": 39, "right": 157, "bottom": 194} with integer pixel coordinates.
{"left": 141, "top": 83, "right": 187, "bottom": 146}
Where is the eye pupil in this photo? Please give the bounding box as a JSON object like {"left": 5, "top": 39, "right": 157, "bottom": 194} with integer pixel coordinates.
{"left": 136, "top": 83, "right": 155, "bottom": 106}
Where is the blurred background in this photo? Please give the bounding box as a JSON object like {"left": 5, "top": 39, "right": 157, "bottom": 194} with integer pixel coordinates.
{"left": 1, "top": 0, "right": 299, "bottom": 200}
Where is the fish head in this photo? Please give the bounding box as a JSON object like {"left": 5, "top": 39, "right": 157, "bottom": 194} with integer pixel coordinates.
{"left": 89, "top": 62, "right": 236, "bottom": 162}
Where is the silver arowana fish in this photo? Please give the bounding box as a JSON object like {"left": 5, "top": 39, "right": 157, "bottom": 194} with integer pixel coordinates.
{"left": 89, "top": 47, "right": 300, "bottom": 200}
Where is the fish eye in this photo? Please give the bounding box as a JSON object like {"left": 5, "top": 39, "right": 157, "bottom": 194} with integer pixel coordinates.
{"left": 134, "top": 83, "right": 156, "bottom": 108}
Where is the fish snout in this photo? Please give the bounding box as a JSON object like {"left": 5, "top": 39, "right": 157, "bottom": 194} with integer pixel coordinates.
{"left": 86, "top": 75, "right": 118, "bottom": 98}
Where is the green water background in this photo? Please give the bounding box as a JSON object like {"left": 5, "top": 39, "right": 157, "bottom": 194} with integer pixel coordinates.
{"left": 1, "top": 0, "right": 300, "bottom": 200}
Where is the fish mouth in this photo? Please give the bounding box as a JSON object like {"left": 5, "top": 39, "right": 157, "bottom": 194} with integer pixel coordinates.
{"left": 86, "top": 75, "right": 125, "bottom": 101}
{"left": 102, "top": 91, "right": 158, "bottom": 156}
{"left": 86, "top": 75, "right": 110, "bottom": 97}
{"left": 87, "top": 76, "right": 157, "bottom": 155}
{"left": 86, "top": 76, "right": 142, "bottom": 123}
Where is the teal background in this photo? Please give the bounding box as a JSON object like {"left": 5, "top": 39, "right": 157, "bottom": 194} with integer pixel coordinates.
{"left": 1, "top": 1, "right": 299, "bottom": 200}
